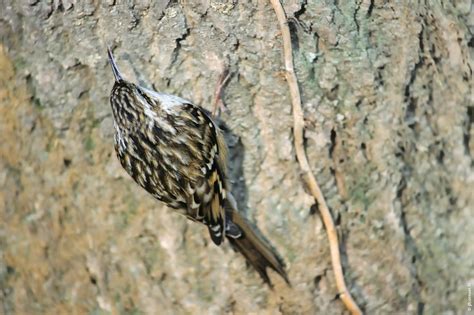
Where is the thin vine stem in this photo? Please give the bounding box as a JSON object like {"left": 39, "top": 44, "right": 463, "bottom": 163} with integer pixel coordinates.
{"left": 269, "top": 1, "right": 363, "bottom": 314}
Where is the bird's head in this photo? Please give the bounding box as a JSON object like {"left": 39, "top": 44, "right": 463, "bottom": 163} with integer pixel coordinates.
{"left": 107, "top": 47, "right": 176, "bottom": 127}
{"left": 107, "top": 47, "right": 146, "bottom": 126}
{"left": 107, "top": 47, "right": 152, "bottom": 101}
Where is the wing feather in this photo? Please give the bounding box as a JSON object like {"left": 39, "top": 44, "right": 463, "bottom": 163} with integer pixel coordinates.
{"left": 176, "top": 104, "right": 228, "bottom": 245}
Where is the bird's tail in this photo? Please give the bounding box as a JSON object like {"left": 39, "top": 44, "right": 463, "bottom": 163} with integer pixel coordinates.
{"left": 225, "top": 197, "right": 289, "bottom": 286}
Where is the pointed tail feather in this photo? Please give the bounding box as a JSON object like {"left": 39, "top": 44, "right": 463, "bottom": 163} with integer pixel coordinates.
{"left": 226, "top": 207, "right": 290, "bottom": 286}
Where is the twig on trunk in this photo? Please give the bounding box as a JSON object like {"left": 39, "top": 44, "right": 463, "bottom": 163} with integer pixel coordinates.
{"left": 212, "top": 67, "right": 232, "bottom": 117}
{"left": 269, "top": 1, "right": 363, "bottom": 314}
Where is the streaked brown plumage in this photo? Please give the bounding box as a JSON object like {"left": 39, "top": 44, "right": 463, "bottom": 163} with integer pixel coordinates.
{"left": 107, "top": 47, "right": 288, "bottom": 285}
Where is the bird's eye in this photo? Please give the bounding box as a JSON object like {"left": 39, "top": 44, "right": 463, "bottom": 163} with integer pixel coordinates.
{"left": 136, "top": 87, "right": 145, "bottom": 97}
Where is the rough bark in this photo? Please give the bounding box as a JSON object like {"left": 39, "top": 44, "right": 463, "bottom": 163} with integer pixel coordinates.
{"left": 0, "top": 1, "right": 472, "bottom": 314}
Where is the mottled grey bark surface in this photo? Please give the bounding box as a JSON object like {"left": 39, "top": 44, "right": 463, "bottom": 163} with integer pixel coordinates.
{"left": 0, "top": 1, "right": 472, "bottom": 314}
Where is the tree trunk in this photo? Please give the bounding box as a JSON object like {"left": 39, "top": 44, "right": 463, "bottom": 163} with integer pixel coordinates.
{"left": 0, "top": 1, "right": 472, "bottom": 314}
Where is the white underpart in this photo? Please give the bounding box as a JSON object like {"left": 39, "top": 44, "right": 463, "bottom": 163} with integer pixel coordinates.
{"left": 136, "top": 88, "right": 181, "bottom": 135}
{"left": 141, "top": 87, "right": 191, "bottom": 110}
{"left": 144, "top": 105, "right": 158, "bottom": 123}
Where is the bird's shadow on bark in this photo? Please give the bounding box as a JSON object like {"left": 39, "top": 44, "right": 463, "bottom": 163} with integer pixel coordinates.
{"left": 216, "top": 120, "right": 249, "bottom": 216}
{"left": 217, "top": 120, "right": 288, "bottom": 269}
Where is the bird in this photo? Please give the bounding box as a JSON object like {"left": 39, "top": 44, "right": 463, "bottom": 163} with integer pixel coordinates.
{"left": 106, "top": 47, "right": 289, "bottom": 286}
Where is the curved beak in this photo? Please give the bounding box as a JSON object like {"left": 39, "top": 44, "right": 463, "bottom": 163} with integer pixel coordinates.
{"left": 107, "top": 46, "right": 123, "bottom": 82}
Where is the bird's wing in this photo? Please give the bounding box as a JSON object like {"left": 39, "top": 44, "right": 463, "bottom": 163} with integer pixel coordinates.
{"left": 138, "top": 88, "right": 229, "bottom": 245}
{"left": 176, "top": 103, "right": 229, "bottom": 245}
